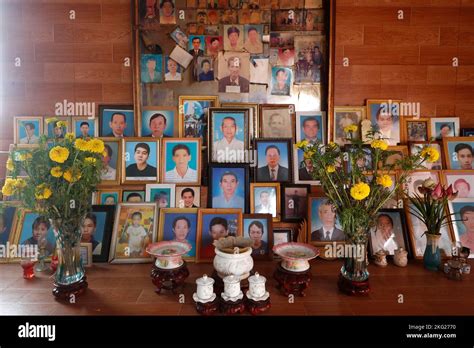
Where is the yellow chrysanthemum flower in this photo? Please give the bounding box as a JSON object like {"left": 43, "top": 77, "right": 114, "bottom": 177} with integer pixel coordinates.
{"left": 326, "top": 165, "right": 336, "bottom": 173}
{"left": 371, "top": 139, "right": 388, "bottom": 151}
{"left": 45, "top": 117, "right": 58, "bottom": 124}
{"left": 50, "top": 166, "right": 63, "bottom": 178}
{"left": 6, "top": 158, "right": 14, "bottom": 171}
{"left": 376, "top": 174, "right": 393, "bottom": 188}
{"left": 74, "top": 138, "right": 90, "bottom": 152}
{"left": 328, "top": 142, "right": 338, "bottom": 149}
{"left": 344, "top": 124, "right": 358, "bottom": 133}
{"left": 35, "top": 184, "right": 52, "bottom": 200}
{"left": 17, "top": 152, "right": 32, "bottom": 162}
{"left": 102, "top": 150, "right": 108, "bottom": 158}
{"left": 84, "top": 157, "right": 97, "bottom": 165}
{"left": 350, "top": 182, "right": 371, "bottom": 200}
{"left": 63, "top": 169, "right": 82, "bottom": 183}
{"left": 65, "top": 132, "right": 75, "bottom": 141}
{"left": 57, "top": 121, "right": 68, "bottom": 128}
{"left": 88, "top": 139, "right": 105, "bottom": 154}
{"left": 49, "top": 146, "right": 69, "bottom": 163}
{"left": 420, "top": 147, "right": 440, "bottom": 163}
{"left": 15, "top": 178, "right": 26, "bottom": 189}
{"left": 1, "top": 178, "right": 16, "bottom": 196}
{"left": 296, "top": 140, "right": 309, "bottom": 149}
{"left": 303, "top": 150, "right": 315, "bottom": 159}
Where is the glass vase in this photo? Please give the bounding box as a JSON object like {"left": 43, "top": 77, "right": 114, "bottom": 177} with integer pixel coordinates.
{"left": 423, "top": 233, "right": 441, "bottom": 272}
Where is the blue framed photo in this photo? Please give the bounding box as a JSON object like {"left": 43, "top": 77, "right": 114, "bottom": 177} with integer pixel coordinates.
{"left": 444, "top": 137, "right": 474, "bottom": 170}
{"left": 255, "top": 138, "right": 292, "bottom": 183}
{"left": 99, "top": 105, "right": 135, "bottom": 137}
{"left": 145, "top": 184, "right": 176, "bottom": 207}
{"left": 141, "top": 54, "right": 163, "bottom": 83}
{"left": 14, "top": 211, "right": 56, "bottom": 258}
{"left": 140, "top": 108, "right": 177, "bottom": 138}
{"left": 45, "top": 117, "right": 71, "bottom": 139}
{"left": 296, "top": 111, "right": 325, "bottom": 144}
{"left": 97, "top": 190, "right": 121, "bottom": 205}
{"left": 14, "top": 117, "right": 43, "bottom": 145}
{"left": 366, "top": 99, "right": 401, "bottom": 146}
{"left": 308, "top": 196, "right": 344, "bottom": 244}
{"left": 243, "top": 214, "right": 272, "bottom": 259}
{"left": 158, "top": 208, "right": 198, "bottom": 259}
{"left": 188, "top": 35, "right": 205, "bottom": 53}
{"left": 0, "top": 205, "right": 17, "bottom": 247}
{"left": 430, "top": 117, "right": 460, "bottom": 140}
{"left": 162, "top": 138, "right": 201, "bottom": 184}
{"left": 123, "top": 139, "right": 159, "bottom": 182}
{"left": 73, "top": 118, "right": 97, "bottom": 138}
{"left": 209, "top": 164, "right": 249, "bottom": 212}
{"left": 80, "top": 205, "right": 116, "bottom": 262}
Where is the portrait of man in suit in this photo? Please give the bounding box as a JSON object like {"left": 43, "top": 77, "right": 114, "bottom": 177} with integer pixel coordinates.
{"left": 143, "top": 113, "right": 171, "bottom": 138}
{"left": 257, "top": 144, "right": 289, "bottom": 182}
{"left": 106, "top": 112, "right": 127, "bottom": 138}
{"left": 254, "top": 189, "right": 276, "bottom": 217}
{"left": 218, "top": 56, "right": 250, "bottom": 93}
{"left": 311, "top": 199, "right": 345, "bottom": 241}
{"left": 188, "top": 36, "right": 204, "bottom": 58}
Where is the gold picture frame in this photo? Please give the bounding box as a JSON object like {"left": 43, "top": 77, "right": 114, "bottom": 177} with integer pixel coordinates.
{"left": 121, "top": 137, "right": 160, "bottom": 184}
{"left": 250, "top": 182, "right": 281, "bottom": 222}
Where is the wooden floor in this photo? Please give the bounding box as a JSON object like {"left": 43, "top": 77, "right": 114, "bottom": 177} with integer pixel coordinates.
{"left": 0, "top": 259, "right": 472, "bottom": 316}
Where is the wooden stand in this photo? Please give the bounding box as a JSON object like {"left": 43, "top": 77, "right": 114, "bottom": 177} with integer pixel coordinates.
{"left": 246, "top": 297, "right": 271, "bottom": 315}
{"left": 220, "top": 297, "right": 246, "bottom": 315}
{"left": 195, "top": 297, "right": 220, "bottom": 316}
{"left": 52, "top": 277, "right": 88, "bottom": 300}
{"left": 273, "top": 263, "right": 312, "bottom": 297}
{"left": 150, "top": 262, "right": 189, "bottom": 294}
{"left": 337, "top": 273, "right": 370, "bottom": 296}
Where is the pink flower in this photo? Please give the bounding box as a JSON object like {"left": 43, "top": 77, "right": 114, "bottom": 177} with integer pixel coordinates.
{"left": 431, "top": 183, "right": 443, "bottom": 200}
{"left": 445, "top": 184, "right": 458, "bottom": 201}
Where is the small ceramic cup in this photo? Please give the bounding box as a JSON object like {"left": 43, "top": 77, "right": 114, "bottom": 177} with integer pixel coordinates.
{"left": 196, "top": 274, "right": 214, "bottom": 301}
{"left": 223, "top": 275, "right": 241, "bottom": 298}
{"left": 394, "top": 248, "right": 408, "bottom": 267}
{"left": 248, "top": 272, "right": 266, "bottom": 298}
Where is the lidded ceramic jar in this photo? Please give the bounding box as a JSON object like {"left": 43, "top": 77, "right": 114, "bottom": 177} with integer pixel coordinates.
{"left": 193, "top": 274, "right": 216, "bottom": 303}
{"left": 221, "top": 275, "right": 243, "bottom": 301}
{"left": 247, "top": 272, "right": 269, "bottom": 301}
{"left": 394, "top": 248, "right": 408, "bottom": 267}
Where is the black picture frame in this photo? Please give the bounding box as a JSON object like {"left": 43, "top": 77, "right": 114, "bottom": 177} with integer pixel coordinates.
{"left": 461, "top": 128, "right": 474, "bottom": 137}
{"left": 98, "top": 104, "right": 135, "bottom": 138}
{"left": 90, "top": 205, "right": 116, "bottom": 263}
{"left": 254, "top": 138, "right": 293, "bottom": 183}
{"left": 271, "top": 227, "right": 294, "bottom": 259}
{"left": 281, "top": 184, "right": 311, "bottom": 222}
{"left": 243, "top": 213, "right": 273, "bottom": 260}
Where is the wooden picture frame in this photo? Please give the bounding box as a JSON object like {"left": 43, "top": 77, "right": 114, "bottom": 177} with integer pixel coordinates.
{"left": 441, "top": 170, "right": 474, "bottom": 199}
{"left": 44, "top": 117, "right": 71, "bottom": 139}
{"left": 122, "top": 137, "right": 160, "bottom": 184}
{"left": 366, "top": 99, "right": 402, "bottom": 145}
{"left": 161, "top": 138, "right": 202, "bottom": 185}
{"left": 430, "top": 117, "right": 460, "bottom": 140}
{"left": 175, "top": 185, "right": 201, "bottom": 208}
{"left": 258, "top": 104, "right": 295, "bottom": 140}
{"left": 442, "top": 137, "right": 474, "bottom": 170}
{"left": 99, "top": 137, "right": 122, "bottom": 186}
{"left": 250, "top": 182, "right": 281, "bottom": 222}
{"left": 333, "top": 106, "right": 365, "bottom": 145}
{"left": 99, "top": 104, "right": 135, "bottom": 138}
{"left": 243, "top": 213, "right": 273, "bottom": 260}
{"left": 254, "top": 138, "right": 293, "bottom": 183}
{"left": 408, "top": 141, "right": 444, "bottom": 170}
{"left": 208, "top": 163, "right": 249, "bottom": 212}
{"left": 139, "top": 106, "right": 178, "bottom": 138}
{"left": 295, "top": 111, "right": 326, "bottom": 144}
{"left": 72, "top": 117, "right": 98, "bottom": 138}
{"left": 122, "top": 187, "right": 146, "bottom": 203}
{"left": 401, "top": 117, "right": 431, "bottom": 143}
{"left": 293, "top": 146, "right": 320, "bottom": 185}
{"left": 13, "top": 116, "right": 43, "bottom": 146}
{"left": 85, "top": 205, "right": 116, "bottom": 263}
{"left": 281, "top": 184, "right": 311, "bottom": 222}
{"left": 145, "top": 184, "right": 176, "bottom": 207}
{"left": 447, "top": 198, "right": 474, "bottom": 258}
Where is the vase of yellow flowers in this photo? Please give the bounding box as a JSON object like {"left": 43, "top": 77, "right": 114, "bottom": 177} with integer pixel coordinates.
{"left": 2, "top": 120, "right": 104, "bottom": 299}
{"left": 296, "top": 126, "right": 438, "bottom": 295}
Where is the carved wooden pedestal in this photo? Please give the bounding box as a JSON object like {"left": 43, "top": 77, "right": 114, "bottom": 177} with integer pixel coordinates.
{"left": 195, "top": 297, "right": 220, "bottom": 316}
{"left": 337, "top": 273, "right": 370, "bottom": 296}
{"left": 150, "top": 262, "right": 189, "bottom": 294}
{"left": 52, "top": 277, "right": 88, "bottom": 300}
{"left": 246, "top": 297, "right": 271, "bottom": 315}
{"left": 220, "top": 297, "right": 246, "bottom": 315}
{"left": 273, "top": 263, "right": 312, "bottom": 297}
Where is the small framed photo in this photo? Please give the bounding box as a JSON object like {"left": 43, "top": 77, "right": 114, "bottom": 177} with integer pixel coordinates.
{"left": 259, "top": 104, "right": 295, "bottom": 139}
{"left": 109, "top": 203, "right": 158, "bottom": 264}
{"left": 308, "top": 196, "right": 345, "bottom": 248}
{"left": 461, "top": 128, "right": 474, "bottom": 137}
{"left": 294, "top": 34, "right": 324, "bottom": 84}
{"left": 158, "top": 208, "right": 199, "bottom": 261}
{"left": 296, "top": 111, "right": 325, "bottom": 144}
{"left": 159, "top": 0, "right": 176, "bottom": 24}
{"left": 175, "top": 186, "right": 201, "bottom": 208}
{"left": 122, "top": 190, "right": 146, "bottom": 203}
{"left": 406, "top": 170, "right": 440, "bottom": 198}
{"left": 162, "top": 138, "right": 201, "bottom": 184}
{"left": 344, "top": 145, "right": 373, "bottom": 173}
{"left": 447, "top": 198, "right": 474, "bottom": 258}
{"left": 333, "top": 107, "right": 365, "bottom": 145}
{"left": 139, "top": 107, "right": 178, "bottom": 138}
{"left": 293, "top": 147, "right": 319, "bottom": 185}
{"left": 95, "top": 188, "right": 122, "bottom": 205}
{"left": 197, "top": 56, "right": 215, "bottom": 82}
{"left": 196, "top": 208, "right": 243, "bottom": 262}
{"left": 217, "top": 52, "right": 251, "bottom": 93}
{"left": 255, "top": 138, "right": 292, "bottom": 183}
{"left": 145, "top": 184, "right": 176, "bottom": 207}
{"left": 80, "top": 205, "right": 116, "bottom": 262}
{"left": 243, "top": 213, "right": 273, "bottom": 259}
{"left": 205, "top": 36, "right": 223, "bottom": 57}
{"left": 441, "top": 170, "right": 474, "bottom": 199}
{"left": 164, "top": 56, "right": 182, "bottom": 81}
{"left": 221, "top": 102, "right": 259, "bottom": 141}
{"left": 14, "top": 116, "right": 43, "bottom": 145}
{"left": 270, "top": 66, "right": 292, "bottom": 96}
{"left": 277, "top": 48, "right": 295, "bottom": 66}
{"left": 281, "top": 184, "right": 310, "bottom": 222}
{"left": 209, "top": 107, "right": 249, "bottom": 163}
{"left": 250, "top": 182, "right": 281, "bottom": 221}
{"left": 100, "top": 138, "right": 122, "bottom": 185}
{"left": 366, "top": 99, "right": 401, "bottom": 145}
{"left": 272, "top": 228, "right": 292, "bottom": 246}
{"left": 0, "top": 205, "right": 18, "bottom": 259}
{"left": 409, "top": 142, "right": 444, "bottom": 170}
{"left": 122, "top": 138, "right": 160, "bottom": 183}
{"left": 369, "top": 209, "right": 411, "bottom": 257}
{"left": 443, "top": 137, "right": 474, "bottom": 170}
{"left": 99, "top": 105, "right": 135, "bottom": 138}
{"left": 44, "top": 117, "right": 71, "bottom": 139}
{"left": 170, "top": 26, "right": 189, "bottom": 48}
{"left": 271, "top": 10, "right": 303, "bottom": 31}
{"left": 402, "top": 117, "right": 430, "bottom": 143}
{"left": 223, "top": 25, "right": 244, "bottom": 51}
{"left": 383, "top": 145, "right": 408, "bottom": 170}
{"left": 141, "top": 54, "right": 163, "bottom": 83}
{"left": 73, "top": 118, "right": 98, "bottom": 138}
{"left": 80, "top": 243, "right": 93, "bottom": 267}
{"left": 209, "top": 163, "right": 249, "bottom": 212}
{"left": 243, "top": 24, "right": 263, "bottom": 54}
{"left": 430, "top": 117, "right": 460, "bottom": 140}
{"left": 188, "top": 35, "right": 205, "bottom": 55}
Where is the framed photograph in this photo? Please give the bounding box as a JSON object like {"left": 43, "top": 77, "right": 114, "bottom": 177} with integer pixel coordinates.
{"left": 159, "top": 0, "right": 176, "bottom": 24}
{"left": 145, "top": 184, "right": 176, "bottom": 207}
{"left": 188, "top": 35, "right": 205, "bottom": 56}
{"left": 217, "top": 52, "right": 251, "bottom": 93}
{"left": 281, "top": 184, "right": 310, "bottom": 222}
{"left": 223, "top": 25, "right": 244, "bottom": 51}
{"left": 197, "top": 56, "right": 215, "bottom": 82}
{"left": 122, "top": 138, "right": 160, "bottom": 183}
{"left": 99, "top": 105, "right": 135, "bottom": 138}
{"left": 366, "top": 99, "right": 401, "bottom": 145}
{"left": 406, "top": 171, "right": 440, "bottom": 198}
{"left": 178, "top": 95, "right": 219, "bottom": 146}
{"left": 14, "top": 116, "right": 43, "bottom": 145}
{"left": 243, "top": 213, "right": 273, "bottom": 259}
{"left": 162, "top": 138, "right": 201, "bottom": 184}
{"left": 209, "top": 163, "right": 249, "bottom": 211}
{"left": 271, "top": 10, "right": 303, "bottom": 31}
{"left": 269, "top": 32, "right": 294, "bottom": 48}
{"left": 164, "top": 56, "right": 182, "bottom": 81}
{"left": 441, "top": 170, "right": 474, "bottom": 199}
{"left": 80, "top": 205, "right": 116, "bottom": 263}
{"left": 293, "top": 147, "right": 319, "bottom": 185}
{"left": 369, "top": 209, "right": 411, "bottom": 257}
{"left": 255, "top": 138, "right": 292, "bottom": 183}
{"left": 221, "top": 102, "right": 259, "bottom": 141}
{"left": 122, "top": 190, "right": 145, "bottom": 203}
{"left": 96, "top": 188, "right": 122, "bottom": 205}
{"left": 259, "top": 104, "right": 295, "bottom": 139}
{"left": 448, "top": 199, "right": 474, "bottom": 258}
{"left": 73, "top": 118, "right": 98, "bottom": 138}
{"left": 250, "top": 182, "right": 281, "bottom": 221}
{"left": 205, "top": 36, "right": 223, "bottom": 58}
{"left": 209, "top": 107, "right": 249, "bottom": 163}
{"left": 139, "top": 0, "right": 160, "bottom": 24}
{"left": 443, "top": 137, "right": 474, "bottom": 170}
{"left": 99, "top": 138, "right": 121, "bottom": 185}
{"left": 303, "top": 9, "right": 324, "bottom": 31}
{"left": 308, "top": 196, "right": 345, "bottom": 248}
{"left": 270, "top": 66, "right": 292, "bottom": 96}
{"left": 196, "top": 208, "right": 243, "bottom": 262}
{"left": 333, "top": 107, "right": 365, "bottom": 145}
{"left": 169, "top": 45, "right": 194, "bottom": 69}
{"left": 296, "top": 111, "right": 325, "bottom": 144}
{"left": 243, "top": 24, "right": 263, "bottom": 54}
{"left": 402, "top": 117, "right": 430, "bottom": 143}
{"left": 170, "top": 26, "right": 189, "bottom": 48}
{"left": 409, "top": 142, "right": 444, "bottom": 170}
{"left": 461, "top": 128, "right": 474, "bottom": 137}
{"left": 344, "top": 145, "right": 373, "bottom": 173}
{"left": 80, "top": 243, "right": 93, "bottom": 267}
{"left": 0, "top": 205, "right": 18, "bottom": 260}
{"left": 109, "top": 203, "right": 158, "bottom": 264}
{"left": 158, "top": 208, "right": 198, "bottom": 261}
{"left": 139, "top": 107, "right": 178, "bottom": 138}
{"left": 430, "top": 117, "right": 460, "bottom": 140}
{"left": 175, "top": 186, "right": 201, "bottom": 208}
{"left": 277, "top": 48, "right": 295, "bottom": 66}
{"left": 383, "top": 145, "right": 408, "bottom": 170}
{"left": 44, "top": 117, "right": 71, "bottom": 139}
{"left": 141, "top": 54, "right": 163, "bottom": 83}
{"left": 272, "top": 228, "right": 292, "bottom": 246}
{"left": 294, "top": 34, "right": 324, "bottom": 84}
{"left": 406, "top": 203, "right": 454, "bottom": 259}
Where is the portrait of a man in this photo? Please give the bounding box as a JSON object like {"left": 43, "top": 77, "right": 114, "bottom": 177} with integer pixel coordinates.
{"left": 141, "top": 110, "right": 174, "bottom": 138}
{"left": 0, "top": 206, "right": 16, "bottom": 245}
{"left": 244, "top": 218, "right": 269, "bottom": 257}
{"left": 224, "top": 25, "right": 244, "bottom": 51}
{"left": 162, "top": 212, "right": 198, "bottom": 257}
{"left": 163, "top": 141, "right": 200, "bottom": 184}
{"left": 101, "top": 143, "right": 118, "bottom": 181}
{"left": 141, "top": 54, "right": 163, "bottom": 83}
{"left": 454, "top": 143, "right": 474, "bottom": 170}
{"left": 125, "top": 142, "right": 158, "bottom": 180}
{"left": 123, "top": 191, "right": 145, "bottom": 203}
{"left": 450, "top": 201, "right": 474, "bottom": 255}
{"left": 310, "top": 199, "right": 344, "bottom": 242}
{"left": 211, "top": 169, "right": 246, "bottom": 210}
{"left": 271, "top": 67, "right": 292, "bottom": 96}
{"left": 200, "top": 216, "right": 229, "bottom": 259}
{"left": 244, "top": 25, "right": 263, "bottom": 54}
{"left": 218, "top": 55, "right": 250, "bottom": 93}
{"left": 253, "top": 187, "right": 277, "bottom": 217}
{"left": 188, "top": 36, "right": 205, "bottom": 58}
{"left": 75, "top": 120, "right": 95, "bottom": 139}
{"left": 297, "top": 113, "right": 323, "bottom": 144}
{"left": 261, "top": 108, "right": 293, "bottom": 138}
{"left": 18, "top": 121, "right": 40, "bottom": 145}
{"left": 370, "top": 212, "right": 406, "bottom": 255}
{"left": 101, "top": 108, "right": 134, "bottom": 137}
{"left": 368, "top": 102, "right": 400, "bottom": 145}
{"left": 206, "top": 36, "right": 222, "bottom": 58}
{"left": 211, "top": 113, "right": 246, "bottom": 163}
{"left": 176, "top": 187, "right": 200, "bottom": 208}
{"left": 256, "top": 143, "right": 290, "bottom": 182}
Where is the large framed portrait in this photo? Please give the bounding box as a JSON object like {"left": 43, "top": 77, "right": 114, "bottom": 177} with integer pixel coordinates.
{"left": 99, "top": 105, "right": 135, "bottom": 138}
{"left": 406, "top": 171, "right": 440, "bottom": 198}
{"left": 270, "top": 66, "right": 292, "bottom": 96}
{"left": 139, "top": 107, "right": 178, "bottom": 138}
{"left": 369, "top": 209, "right": 411, "bottom": 257}
{"left": 293, "top": 147, "right": 319, "bottom": 185}
{"left": 145, "top": 184, "right": 176, "bottom": 207}
{"left": 122, "top": 138, "right": 160, "bottom": 183}
{"left": 259, "top": 104, "right": 295, "bottom": 139}
{"left": 122, "top": 190, "right": 146, "bottom": 203}
{"left": 175, "top": 186, "right": 201, "bottom": 208}
{"left": 80, "top": 205, "right": 116, "bottom": 262}
{"left": 441, "top": 170, "right": 474, "bottom": 199}
{"left": 443, "top": 137, "right": 474, "bottom": 170}
{"left": 178, "top": 95, "right": 219, "bottom": 146}
{"left": 406, "top": 203, "right": 454, "bottom": 259}
{"left": 141, "top": 54, "right": 163, "bottom": 83}
{"left": 430, "top": 117, "right": 460, "bottom": 140}
{"left": 296, "top": 111, "right": 325, "bottom": 144}
{"left": 44, "top": 117, "right": 71, "bottom": 139}
{"left": 196, "top": 208, "right": 243, "bottom": 262}
{"left": 307, "top": 196, "right": 345, "bottom": 248}
{"left": 223, "top": 24, "right": 244, "bottom": 51}
{"left": 221, "top": 102, "right": 259, "bottom": 142}
{"left": 14, "top": 116, "right": 43, "bottom": 146}
{"left": 243, "top": 213, "right": 273, "bottom": 259}
{"left": 158, "top": 208, "right": 198, "bottom": 261}
{"left": 109, "top": 203, "right": 158, "bottom": 264}
{"left": 333, "top": 107, "right": 365, "bottom": 145}
{"left": 100, "top": 138, "right": 122, "bottom": 185}
{"left": 0, "top": 205, "right": 18, "bottom": 261}
{"left": 409, "top": 142, "right": 444, "bottom": 170}
{"left": 281, "top": 184, "right": 310, "bottom": 222}
{"left": 366, "top": 99, "right": 401, "bottom": 145}
{"left": 447, "top": 199, "right": 474, "bottom": 258}
{"left": 95, "top": 188, "right": 122, "bottom": 205}
{"left": 294, "top": 34, "right": 325, "bottom": 84}
{"left": 250, "top": 182, "right": 281, "bottom": 221}
{"left": 209, "top": 107, "right": 249, "bottom": 163}
{"left": 73, "top": 118, "right": 98, "bottom": 138}
{"left": 217, "top": 52, "right": 251, "bottom": 93}
{"left": 162, "top": 138, "right": 201, "bottom": 184}
{"left": 208, "top": 163, "right": 249, "bottom": 212}
{"left": 255, "top": 138, "right": 292, "bottom": 183}
{"left": 401, "top": 117, "right": 430, "bottom": 143}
